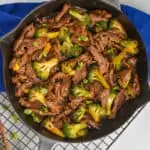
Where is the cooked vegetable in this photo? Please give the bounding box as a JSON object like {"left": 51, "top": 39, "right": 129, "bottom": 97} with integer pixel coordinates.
{"left": 72, "top": 84, "right": 92, "bottom": 98}
{"left": 34, "top": 28, "right": 48, "bottom": 38}
{"left": 63, "top": 122, "right": 87, "bottom": 139}
{"left": 110, "top": 19, "right": 125, "bottom": 34}
{"left": 95, "top": 21, "right": 108, "bottom": 32}
{"left": 12, "top": 58, "right": 20, "bottom": 71}
{"left": 78, "top": 35, "right": 89, "bottom": 41}
{"left": 24, "top": 109, "right": 41, "bottom": 123}
{"left": 69, "top": 9, "right": 91, "bottom": 25}
{"left": 121, "top": 40, "right": 139, "bottom": 55}
{"left": 47, "top": 32, "right": 59, "bottom": 39}
{"left": 33, "top": 58, "right": 58, "bottom": 80}
{"left": 106, "top": 86, "right": 119, "bottom": 116}
{"left": 28, "top": 86, "right": 48, "bottom": 106}
{"left": 59, "top": 27, "right": 70, "bottom": 41}
{"left": 61, "top": 61, "right": 76, "bottom": 76}
{"left": 88, "top": 103, "right": 106, "bottom": 122}
{"left": 43, "top": 119, "right": 64, "bottom": 137}
{"left": 34, "top": 27, "right": 59, "bottom": 39}
{"left": 72, "top": 106, "right": 86, "bottom": 122}
{"left": 76, "top": 62, "right": 84, "bottom": 71}
{"left": 61, "top": 37, "right": 83, "bottom": 58}
{"left": 39, "top": 43, "right": 52, "bottom": 59}
{"left": 113, "top": 40, "right": 138, "bottom": 70}
{"left": 88, "top": 66, "right": 110, "bottom": 89}
{"left": 113, "top": 51, "right": 126, "bottom": 71}
{"left": 106, "top": 47, "right": 115, "bottom": 57}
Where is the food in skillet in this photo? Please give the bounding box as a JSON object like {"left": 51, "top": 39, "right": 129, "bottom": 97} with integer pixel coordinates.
{"left": 9, "top": 3, "right": 140, "bottom": 139}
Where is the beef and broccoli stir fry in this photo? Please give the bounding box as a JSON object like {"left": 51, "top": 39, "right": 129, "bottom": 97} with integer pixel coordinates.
{"left": 9, "top": 3, "right": 140, "bottom": 139}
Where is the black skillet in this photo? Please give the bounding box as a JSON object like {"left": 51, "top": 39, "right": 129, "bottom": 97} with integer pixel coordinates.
{"left": 0, "top": 0, "right": 150, "bottom": 149}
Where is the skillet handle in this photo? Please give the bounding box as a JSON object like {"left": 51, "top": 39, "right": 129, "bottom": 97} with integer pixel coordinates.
{"left": 39, "top": 139, "right": 54, "bottom": 150}
{"left": 102, "top": 0, "right": 120, "bottom": 9}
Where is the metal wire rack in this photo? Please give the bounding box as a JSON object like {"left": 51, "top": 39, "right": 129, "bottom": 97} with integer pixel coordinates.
{"left": 0, "top": 92, "right": 146, "bottom": 150}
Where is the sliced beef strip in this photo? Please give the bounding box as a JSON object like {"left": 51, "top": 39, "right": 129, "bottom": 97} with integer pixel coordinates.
{"left": 46, "top": 101, "right": 63, "bottom": 115}
{"left": 15, "top": 37, "right": 48, "bottom": 56}
{"left": 25, "top": 63, "right": 37, "bottom": 80}
{"left": 82, "top": 115, "right": 99, "bottom": 129}
{"left": 13, "top": 23, "right": 35, "bottom": 51}
{"left": 15, "top": 82, "right": 32, "bottom": 97}
{"left": 77, "top": 52, "right": 94, "bottom": 65}
{"left": 89, "top": 46, "right": 109, "bottom": 74}
{"left": 48, "top": 15, "right": 71, "bottom": 29}
{"left": 68, "top": 97, "right": 85, "bottom": 110}
{"left": 70, "top": 23, "right": 91, "bottom": 46}
{"left": 118, "top": 69, "right": 132, "bottom": 88}
{"left": 99, "top": 89, "right": 110, "bottom": 108}
{"left": 109, "top": 91, "right": 125, "bottom": 119}
{"left": 108, "top": 67, "right": 115, "bottom": 86}
{"left": 88, "top": 81, "right": 102, "bottom": 99}
{"left": 133, "top": 73, "right": 140, "bottom": 95}
{"left": 51, "top": 72, "right": 69, "bottom": 82}
{"left": 92, "top": 30, "right": 126, "bottom": 54}
{"left": 55, "top": 3, "right": 70, "bottom": 22}
{"left": 19, "top": 98, "right": 43, "bottom": 109}
{"left": 72, "top": 65, "right": 88, "bottom": 84}
{"left": 24, "top": 23, "right": 35, "bottom": 38}
{"left": 89, "top": 10, "right": 112, "bottom": 25}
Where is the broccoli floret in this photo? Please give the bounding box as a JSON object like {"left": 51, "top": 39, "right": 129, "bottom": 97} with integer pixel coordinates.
{"left": 34, "top": 28, "right": 48, "bottom": 38}
{"left": 106, "top": 47, "right": 115, "bottom": 57}
{"left": 69, "top": 9, "right": 91, "bottom": 25}
{"left": 95, "top": 21, "right": 108, "bottom": 32}
{"left": 24, "top": 109, "right": 41, "bottom": 123}
{"left": 11, "top": 58, "right": 21, "bottom": 71}
{"left": 72, "top": 84, "right": 92, "bottom": 98}
{"left": 106, "top": 86, "right": 119, "bottom": 116}
{"left": 76, "top": 62, "right": 84, "bottom": 71}
{"left": 63, "top": 122, "right": 87, "bottom": 139}
{"left": 28, "top": 86, "right": 48, "bottom": 106}
{"left": 112, "top": 51, "right": 126, "bottom": 71}
{"left": 78, "top": 35, "right": 89, "bottom": 41}
{"left": 61, "top": 37, "right": 83, "bottom": 58}
{"left": 88, "top": 103, "right": 106, "bottom": 122}
{"left": 110, "top": 19, "right": 125, "bottom": 34}
{"left": 47, "top": 31, "right": 59, "bottom": 39}
{"left": 43, "top": 119, "right": 64, "bottom": 137}
{"left": 72, "top": 106, "right": 86, "bottom": 122}
{"left": 61, "top": 61, "right": 76, "bottom": 76}
{"left": 34, "top": 27, "right": 59, "bottom": 39}
{"left": 59, "top": 27, "right": 70, "bottom": 42}
{"left": 32, "top": 58, "right": 58, "bottom": 80}
{"left": 39, "top": 43, "right": 52, "bottom": 59}
{"left": 120, "top": 40, "right": 139, "bottom": 55}
{"left": 88, "top": 66, "right": 110, "bottom": 89}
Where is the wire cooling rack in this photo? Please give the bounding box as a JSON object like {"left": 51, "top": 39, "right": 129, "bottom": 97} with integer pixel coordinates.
{"left": 0, "top": 92, "right": 146, "bottom": 150}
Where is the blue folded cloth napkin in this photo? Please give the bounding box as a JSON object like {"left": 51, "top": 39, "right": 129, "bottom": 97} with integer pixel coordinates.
{"left": 0, "top": 3, "right": 150, "bottom": 91}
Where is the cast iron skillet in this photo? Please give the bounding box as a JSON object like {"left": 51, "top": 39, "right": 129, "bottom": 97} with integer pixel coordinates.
{"left": 0, "top": 0, "right": 150, "bottom": 149}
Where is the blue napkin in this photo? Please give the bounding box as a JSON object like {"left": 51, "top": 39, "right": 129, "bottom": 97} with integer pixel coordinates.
{"left": 0, "top": 3, "right": 150, "bottom": 91}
